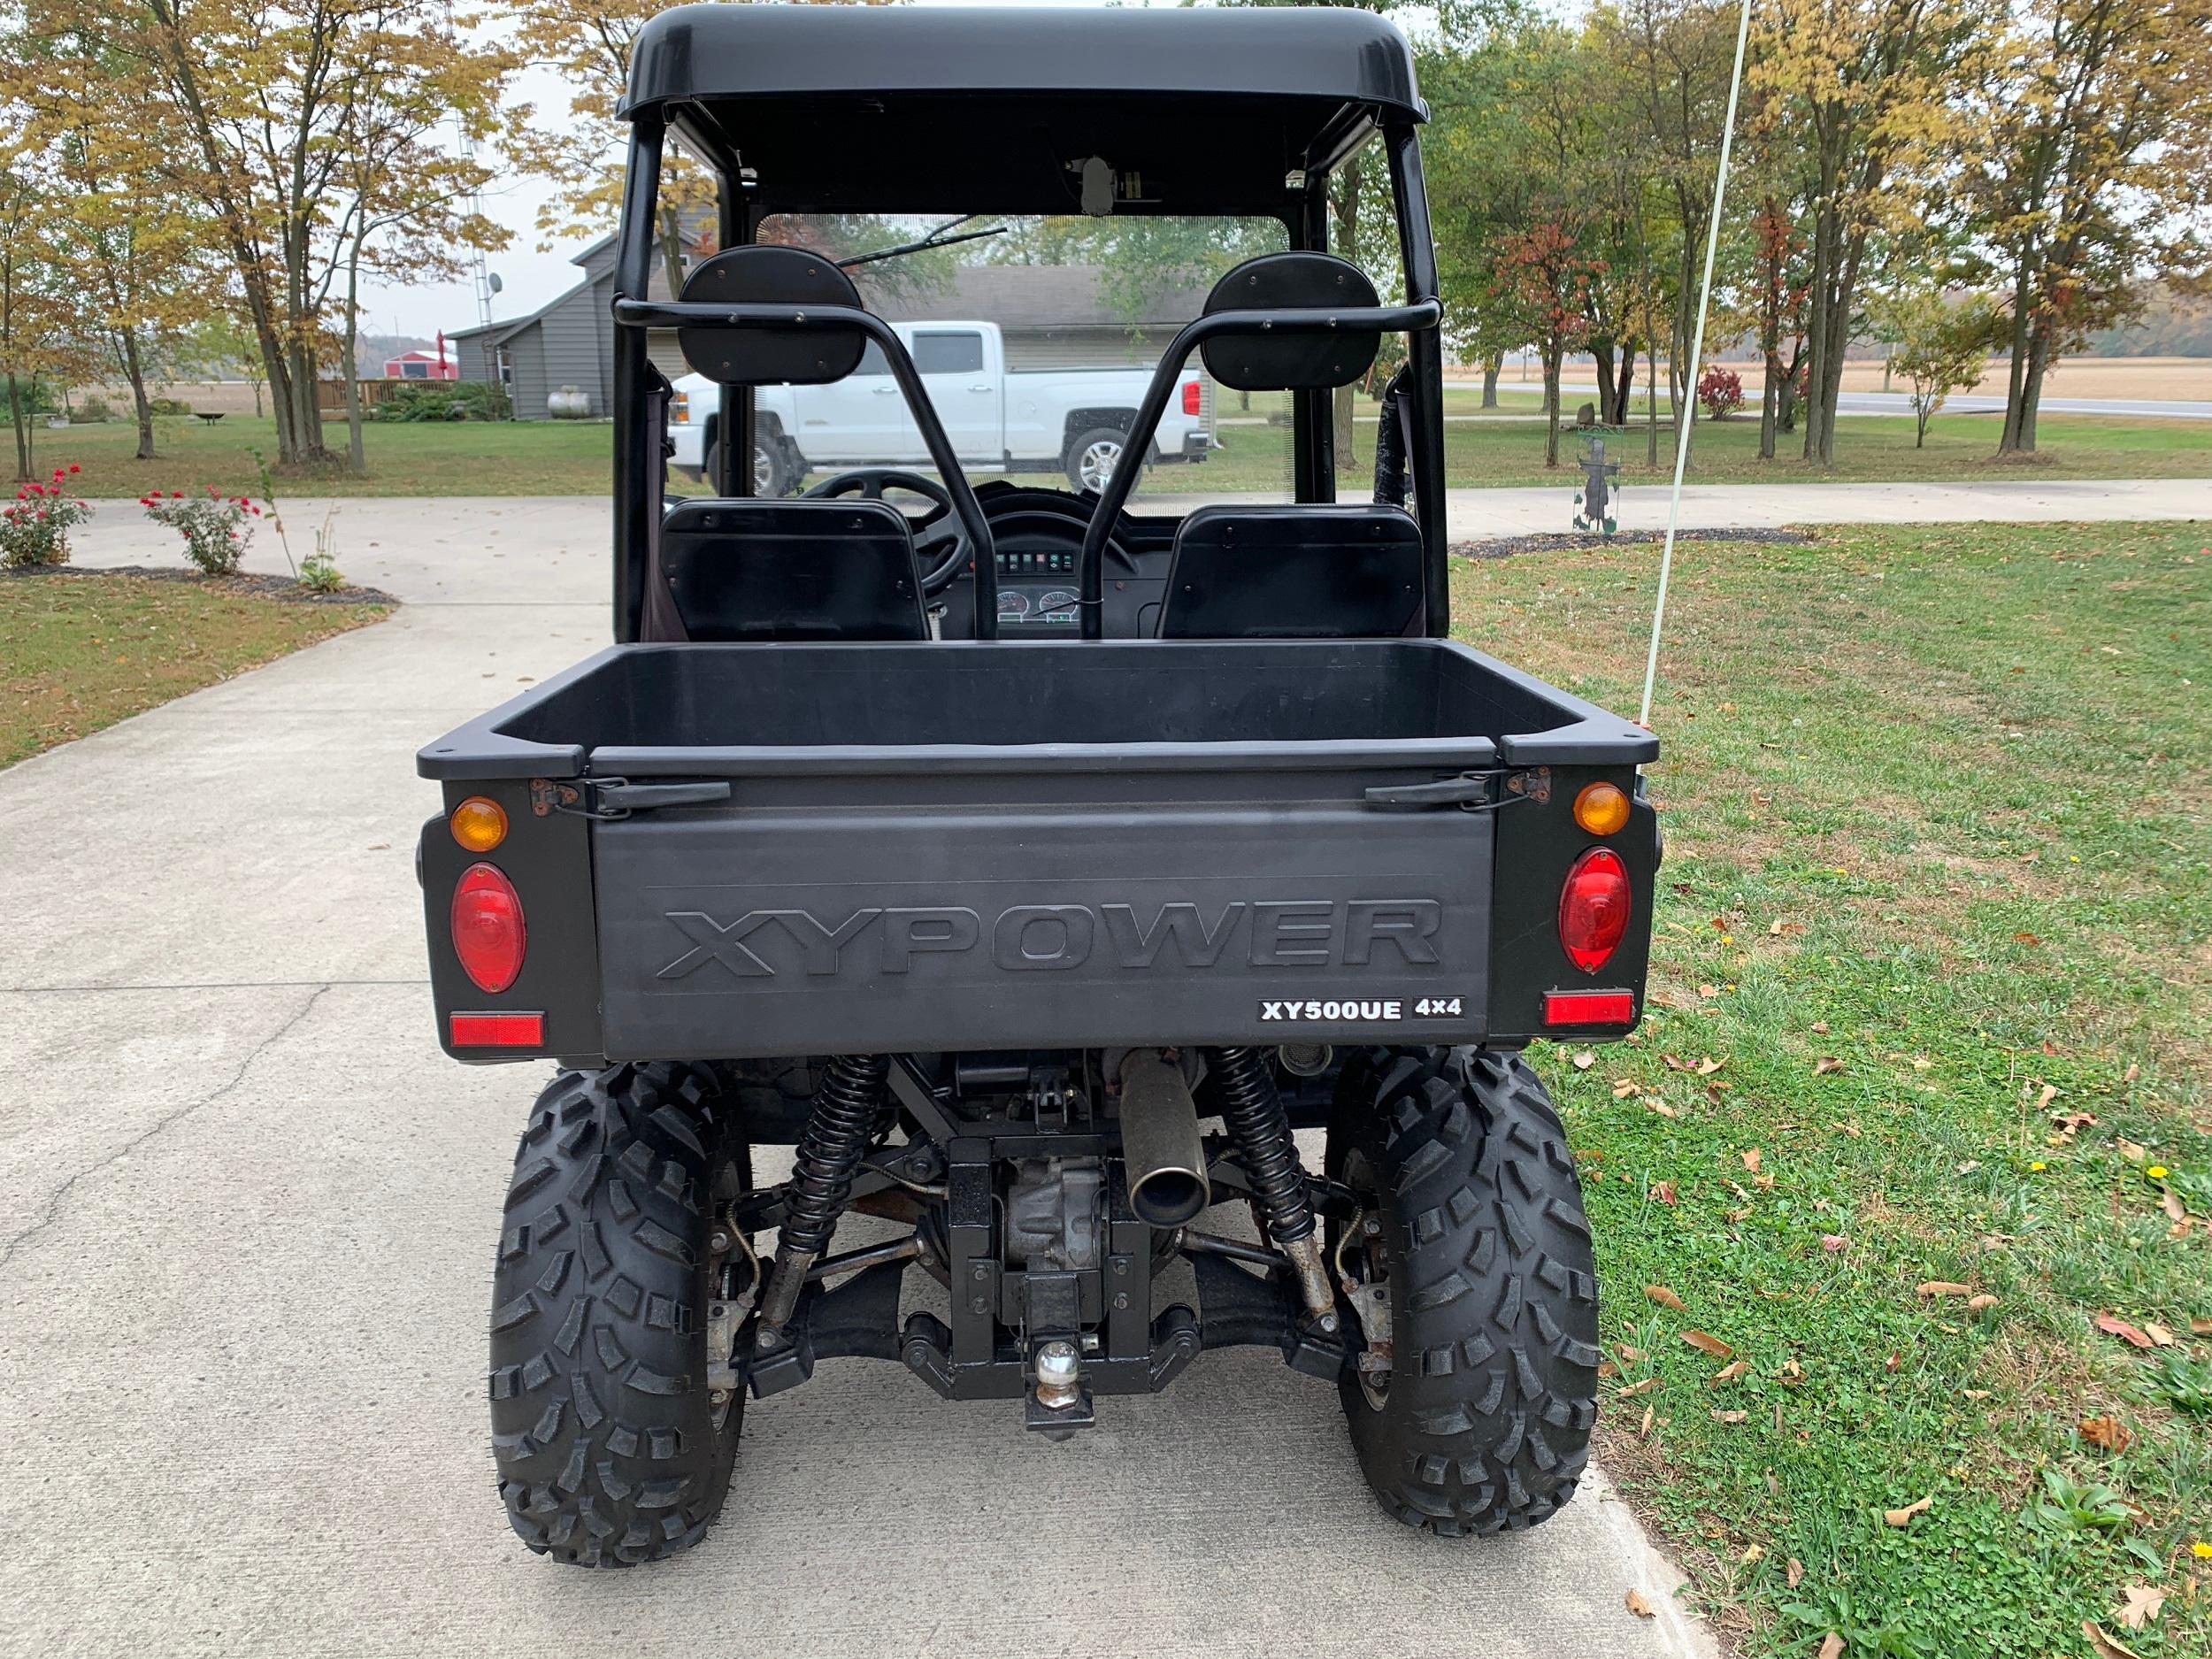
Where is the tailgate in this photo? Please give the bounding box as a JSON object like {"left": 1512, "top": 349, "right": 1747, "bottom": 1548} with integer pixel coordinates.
{"left": 592, "top": 785, "right": 1492, "bottom": 1058}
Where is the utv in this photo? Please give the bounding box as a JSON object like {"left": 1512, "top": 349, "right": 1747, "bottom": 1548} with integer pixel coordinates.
{"left": 419, "top": 3, "right": 1659, "bottom": 1566}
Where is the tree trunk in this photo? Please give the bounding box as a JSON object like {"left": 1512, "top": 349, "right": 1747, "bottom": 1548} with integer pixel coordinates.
{"left": 1541, "top": 341, "right": 1563, "bottom": 468}
{"left": 8, "top": 379, "right": 30, "bottom": 481}
{"left": 1481, "top": 351, "right": 1502, "bottom": 409}
{"left": 1759, "top": 345, "right": 1780, "bottom": 461}
{"left": 1592, "top": 343, "right": 1617, "bottom": 425}
{"left": 119, "top": 330, "right": 157, "bottom": 460}
{"left": 657, "top": 204, "right": 689, "bottom": 301}
{"left": 343, "top": 242, "right": 366, "bottom": 473}
{"left": 1996, "top": 251, "right": 2035, "bottom": 454}
{"left": 1646, "top": 334, "right": 1659, "bottom": 468}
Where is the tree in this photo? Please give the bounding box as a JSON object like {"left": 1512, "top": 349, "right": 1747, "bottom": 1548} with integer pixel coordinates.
{"left": 83, "top": 0, "right": 520, "bottom": 466}
{"left": 1965, "top": 0, "right": 2212, "bottom": 454}
{"left": 1489, "top": 219, "right": 1600, "bottom": 466}
{"left": 180, "top": 312, "right": 267, "bottom": 418}
{"left": 1878, "top": 286, "right": 1994, "bottom": 445}
{"left": 1754, "top": 0, "right": 1980, "bottom": 463}
{"left": 0, "top": 143, "right": 105, "bottom": 480}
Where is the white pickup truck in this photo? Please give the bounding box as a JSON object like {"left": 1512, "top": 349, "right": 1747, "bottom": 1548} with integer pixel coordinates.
{"left": 668, "top": 319, "right": 1212, "bottom": 495}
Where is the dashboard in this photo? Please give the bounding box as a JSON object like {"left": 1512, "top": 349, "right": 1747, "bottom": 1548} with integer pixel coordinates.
{"left": 937, "top": 484, "right": 1175, "bottom": 640}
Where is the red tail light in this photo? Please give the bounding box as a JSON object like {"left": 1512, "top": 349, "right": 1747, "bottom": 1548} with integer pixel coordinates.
{"left": 450, "top": 1011, "right": 544, "bottom": 1048}
{"left": 1558, "top": 847, "right": 1631, "bottom": 973}
{"left": 451, "top": 862, "right": 526, "bottom": 993}
{"left": 1181, "top": 378, "right": 1202, "bottom": 416}
{"left": 1544, "top": 990, "right": 1635, "bottom": 1027}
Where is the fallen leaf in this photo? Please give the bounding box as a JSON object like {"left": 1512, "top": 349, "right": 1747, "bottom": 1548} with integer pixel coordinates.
{"left": 1777, "top": 1358, "right": 1805, "bottom": 1386}
{"left": 2123, "top": 1063, "right": 2139, "bottom": 1084}
{"left": 1740, "top": 1542, "right": 1764, "bottom": 1564}
{"left": 1712, "top": 1409, "right": 1747, "bottom": 1424}
{"left": 1814, "top": 1056, "right": 1844, "bottom": 1075}
{"left": 2083, "top": 1619, "right": 2143, "bottom": 1659}
{"left": 2037, "top": 1082, "right": 2060, "bottom": 1109}
{"left": 1646, "top": 1283, "right": 1687, "bottom": 1311}
{"left": 1816, "top": 1637, "right": 1843, "bottom": 1659}
{"left": 1883, "top": 1494, "right": 1932, "bottom": 1527}
{"left": 1616, "top": 1344, "right": 1647, "bottom": 1363}
{"left": 1917, "top": 1281, "right": 1973, "bottom": 1298}
{"left": 1742, "top": 1148, "right": 1763, "bottom": 1173}
{"left": 1822, "top": 1233, "right": 1850, "bottom": 1252}
{"left": 2162, "top": 1189, "right": 2187, "bottom": 1224}
{"left": 1884, "top": 1351, "right": 1902, "bottom": 1373}
{"left": 1786, "top": 1557, "right": 1805, "bottom": 1588}
{"left": 1647, "top": 1101, "right": 1678, "bottom": 1118}
{"left": 1618, "top": 1376, "right": 1663, "bottom": 1397}
{"left": 1663, "top": 1053, "right": 1691, "bottom": 1072}
{"left": 1638, "top": 1402, "right": 1655, "bottom": 1438}
{"left": 1612, "top": 1078, "right": 1639, "bottom": 1098}
{"left": 1653, "top": 1179, "right": 1678, "bottom": 1205}
{"left": 1709, "top": 1360, "right": 1749, "bottom": 1385}
{"left": 2193, "top": 1317, "right": 2212, "bottom": 1337}
{"left": 1955, "top": 1158, "right": 1982, "bottom": 1174}
{"left": 1681, "top": 1329, "right": 1733, "bottom": 1358}
{"left": 1625, "top": 1587, "right": 1655, "bottom": 1618}
{"left": 2096, "top": 1313, "right": 2154, "bottom": 1348}
{"left": 2080, "top": 1415, "right": 2133, "bottom": 1453}
{"left": 1572, "top": 1050, "right": 1595, "bottom": 1071}
{"left": 1811, "top": 1019, "right": 1830, "bottom": 1033}
{"left": 2113, "top": 1585, "right": 2166, "bottom": 1631}
{"left": 1967, "top": 1294, "right": 1999, "bottom": 1311}
{"left": 2145, "top": 1322, "right": 2176, "bottom": 1348}
{"left": 1698, "top": 983, "right": 1719, "bottom": 999}
{"left": 2015, "top": 931, "right": 2041, "bottom": 945}
{"left": 2116, "top": 1138, "right": 2147, "bottom": 1163}
{"left": 1696, "top": 1055, "right": 1726, "bottom": 1075}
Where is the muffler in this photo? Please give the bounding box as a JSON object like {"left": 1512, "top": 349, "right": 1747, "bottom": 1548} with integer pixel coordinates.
{"left": 1118, "top": 1050, "right": 1211, "bottom": 1226}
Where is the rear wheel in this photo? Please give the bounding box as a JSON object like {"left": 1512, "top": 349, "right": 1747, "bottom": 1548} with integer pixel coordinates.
{"left": 703, "top": 431, "right": 793, "bottom": 497}
{"left": 488, "top": 1062, "right": 751, "bottom": 1565}
{"left": 1326, "top": 1047, "right": 1600, "bottom": 1536}
{"left": 1064, "top": 426, "right": 1136, "bottom": 495}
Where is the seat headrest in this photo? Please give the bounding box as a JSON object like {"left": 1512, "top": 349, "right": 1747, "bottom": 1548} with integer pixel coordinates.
{"left": 1201, "top": 252, "right": 1381, "bottom": 392}
{"left": 676, "top": 245, "right": 869, "bottom": 386}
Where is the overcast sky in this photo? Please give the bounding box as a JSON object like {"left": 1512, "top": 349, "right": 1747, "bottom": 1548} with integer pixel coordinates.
{"left": 364, "top": 0, "right": 1142, "bottom": 340}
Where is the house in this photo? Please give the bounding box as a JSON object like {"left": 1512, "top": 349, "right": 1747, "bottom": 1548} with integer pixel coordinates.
{"left": 454, "top": 243, "right": 1213, "bottom": 419}
{"left": 382, "top": 347, "right": 457, "bottom": 380}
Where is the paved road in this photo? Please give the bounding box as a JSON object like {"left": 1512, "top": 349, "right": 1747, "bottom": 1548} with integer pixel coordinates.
{"left": 3, "top": 503, "right": 1715, "bottom": 1658}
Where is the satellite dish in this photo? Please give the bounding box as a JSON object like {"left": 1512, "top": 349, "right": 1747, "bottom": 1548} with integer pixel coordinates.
{"left": 488, "top": 272, "right": 504, "bottom": 295}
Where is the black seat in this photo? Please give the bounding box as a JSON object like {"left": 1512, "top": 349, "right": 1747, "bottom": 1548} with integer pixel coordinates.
{"left": 659, "top": 497, "right": 929, "bottom": 641}
{"left": 1156, "top": 503, "right": 1423, "bottom": 639}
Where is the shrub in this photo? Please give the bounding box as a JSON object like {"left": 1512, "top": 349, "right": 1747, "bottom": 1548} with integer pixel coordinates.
{"left": 71, "top": 395, "right": 113, "bottom": 424}
{"left": 368, "top": 380, "right": 511, "bottom": 423}
{"left": 141, "top": 486, "right": 261, "bottom": 574}
{"left": 1, "top": 465, "right": 92, "bottom": 567}
{"left": 1696, "top": 365, "right": 1745, "bottom": 421}
{"left": 148, "top": 396, "right": 195, "bottom": 418}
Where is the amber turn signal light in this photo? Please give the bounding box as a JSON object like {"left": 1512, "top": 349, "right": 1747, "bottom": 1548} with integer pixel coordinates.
{"left": 1572, "top": 780, "right": 1630, "bottom": 837}
{"left": 449, "top": 796, "right": 509, "bottom": 852}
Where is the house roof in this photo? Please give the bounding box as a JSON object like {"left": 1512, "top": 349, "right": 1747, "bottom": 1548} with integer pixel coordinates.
{"left": 871, "top": 265, "right": 1211, "bottom": 330}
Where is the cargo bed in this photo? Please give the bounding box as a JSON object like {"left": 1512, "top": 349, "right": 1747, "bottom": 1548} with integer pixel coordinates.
{"left": 418, "top": 640, "right": 1657, "bottom": 1062}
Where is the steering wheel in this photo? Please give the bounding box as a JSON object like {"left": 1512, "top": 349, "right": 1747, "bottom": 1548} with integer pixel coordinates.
{"left": 802, "top": 469, "right": 971, "bottom": 595}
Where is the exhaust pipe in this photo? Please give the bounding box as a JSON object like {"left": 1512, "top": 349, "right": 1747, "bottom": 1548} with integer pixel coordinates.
{"left": 1118, "top": 1051, "right": 1210, "bottom": 1227}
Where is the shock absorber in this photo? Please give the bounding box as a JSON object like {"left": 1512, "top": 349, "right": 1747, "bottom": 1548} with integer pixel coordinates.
{"left": 755, "top": 1053, "right": 889, "bottom": 1346}
{"left": 1206, "top": 1046, "right": 1338, "bottom": 1332}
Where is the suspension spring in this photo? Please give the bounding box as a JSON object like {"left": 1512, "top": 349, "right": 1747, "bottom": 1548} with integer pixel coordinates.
{"left": 1207, "top": 1046, "right": 1315, "bottom": 1246}
{"left": 757, "top": 1052, "right": 888, "bottom": 1339}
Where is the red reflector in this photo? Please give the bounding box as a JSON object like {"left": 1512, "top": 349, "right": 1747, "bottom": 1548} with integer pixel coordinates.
{"left": 450, "top": 1011, "right": 544, "bottom": 1048}
{"left": 1544, "top": 991, "right": 1635, "bottom": 1026}
{"left": 1557, "top": 846, "right": 1631, "bottom": 973}
{"left": 450, "top": 862, "right": 526, "bottom": 994}
{"left": 1181, "top": 378, "right": 1202, "bottom": 416}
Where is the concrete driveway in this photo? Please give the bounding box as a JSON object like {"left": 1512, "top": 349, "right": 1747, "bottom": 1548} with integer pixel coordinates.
{"left": 3, "top": 501, "right": 1715, "bottom": 1658}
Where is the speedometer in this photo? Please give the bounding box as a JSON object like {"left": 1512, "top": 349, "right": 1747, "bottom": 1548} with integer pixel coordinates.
{"left": 996, "top": 589, "right": 1032, "bottom": 619}
{"left": 1037, "top": 588, "right": 1079, "bottom": 624}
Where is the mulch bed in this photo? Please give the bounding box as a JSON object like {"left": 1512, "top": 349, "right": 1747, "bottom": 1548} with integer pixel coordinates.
{"left": 1451, "top": 526, "right": 1816, "bottom": 561}
{"left": 2, "top": 562, "right": 398, "bottom": 606}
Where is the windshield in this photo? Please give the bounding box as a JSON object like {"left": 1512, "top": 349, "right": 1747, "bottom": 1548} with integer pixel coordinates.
{"left": 734, "top": 211, "right": 1295, "bottom": 505}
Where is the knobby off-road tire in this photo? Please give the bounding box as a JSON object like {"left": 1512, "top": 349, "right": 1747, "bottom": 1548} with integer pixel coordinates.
{"left": 1327, "top": 1047, "right": 1601, "bottom": 1536}
{"left": 488, "top": 1062, "right": 749, "bottom": 1565}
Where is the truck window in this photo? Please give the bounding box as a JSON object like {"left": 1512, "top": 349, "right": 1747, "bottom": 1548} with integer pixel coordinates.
{"left": 912, "top": 332, "right": 984, "bottom": 375}
{"left": 856, "top": 341, "right": 891, "bottom": 375}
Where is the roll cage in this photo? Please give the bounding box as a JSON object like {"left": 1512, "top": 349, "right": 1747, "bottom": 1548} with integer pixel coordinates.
{"left": 607, "top": 3, "right": 1449, "bottom": 645}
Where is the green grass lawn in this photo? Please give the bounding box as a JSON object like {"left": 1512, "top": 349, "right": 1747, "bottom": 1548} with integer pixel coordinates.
{"left": 24, "top": 404, "right": 2208, "bottom": 501}
{"left": 0, "top": 572, "right": 388, "bottom": 765}
{"left": 1456, "top": 522, "right": 2210, "bottom": 1656}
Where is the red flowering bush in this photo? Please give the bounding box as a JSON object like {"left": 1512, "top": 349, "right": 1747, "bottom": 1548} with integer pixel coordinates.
{"left": 1696, "top": 365, "right": 1745, "bottom": 421}
{"left": 2, "top": 465, "right": 93, "bottom": 568}
{"left": 142, "top": 485, "right": 261, "bottom": 574}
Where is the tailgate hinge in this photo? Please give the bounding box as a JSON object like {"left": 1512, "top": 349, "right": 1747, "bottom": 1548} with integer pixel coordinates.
{"left": 531, "top": 776, "right": 733, "bottom": 820}
{"left": 1362, "top": 765, "right": 1548, "bottom": 811}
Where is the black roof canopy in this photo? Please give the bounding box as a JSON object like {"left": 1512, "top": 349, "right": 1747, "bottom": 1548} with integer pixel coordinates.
{"left": 621, "top": 4, "right": 1425, "bottom": 219}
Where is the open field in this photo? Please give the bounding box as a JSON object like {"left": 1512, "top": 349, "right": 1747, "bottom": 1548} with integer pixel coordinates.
{"left": 0, "top": 572, "right": 388, "bottom": 766}
{"left": 1442, "top": 356, "right": 2212, "bottom": 402}
{"left": 1463, "top": 522, "right": 2211, "bottom": 1655}
{"left": 25, "top": 406, "right": 2211, "bottom": 502}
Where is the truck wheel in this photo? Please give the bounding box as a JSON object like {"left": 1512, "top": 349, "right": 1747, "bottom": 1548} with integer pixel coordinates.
{"left": 488, "top": 1062, "right": 750, "bottom": 1566}
{"left": 703, "top": 435, "right": 793, "bottom": 498}
{"left": 1325, "top": 1047, "right": 1600, "bottom": 1536}
{"left": 1065, "top": 426, "right": 1136, "bottom": 495}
